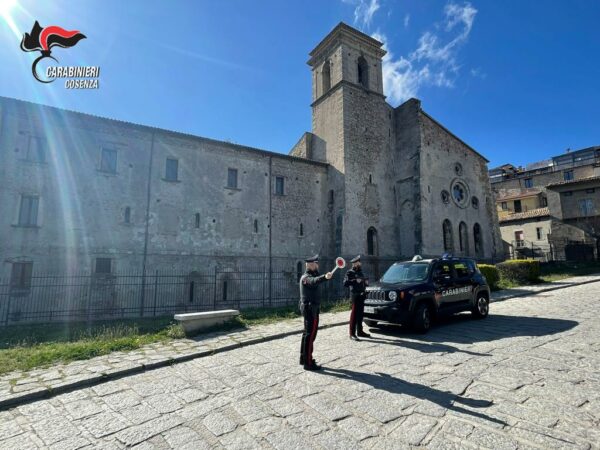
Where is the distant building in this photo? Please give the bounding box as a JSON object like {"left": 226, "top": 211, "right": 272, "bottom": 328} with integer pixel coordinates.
{"left": 490, "top": 146, "right": 600, "bottom": 260}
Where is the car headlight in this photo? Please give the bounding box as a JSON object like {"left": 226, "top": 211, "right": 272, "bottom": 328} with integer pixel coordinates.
{"left": 388, "top": 291, "right": 398, "bottom": 301}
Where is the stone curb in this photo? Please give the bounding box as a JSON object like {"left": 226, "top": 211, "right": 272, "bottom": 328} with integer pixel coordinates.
{"left": 1, "top": 275, "right": 599, "bottom": 411}
{"left": 489, "top": 277, "right": 600, "bottom": 303}
{"left": 0, "top": 320, "right": 347, "bottom": 411}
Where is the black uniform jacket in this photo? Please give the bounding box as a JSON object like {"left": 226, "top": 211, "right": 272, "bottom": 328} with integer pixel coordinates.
{"left": 299, "top": 270, "right": 327, "bottom": 307}
{"left": 343, "top": 268, "right": 367, "bottom": 295}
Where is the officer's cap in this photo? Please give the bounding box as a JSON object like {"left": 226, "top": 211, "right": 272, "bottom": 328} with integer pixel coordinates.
{"left": 350, "top": 255, "right": 361, "bottom": 263}
{"left": 304, "top": 254, "right": 319, "bottom": 263}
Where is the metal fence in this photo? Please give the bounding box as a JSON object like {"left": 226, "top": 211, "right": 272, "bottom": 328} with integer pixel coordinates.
{"left": 0, "top": 267, "right": 320, "bottom": 326}
{"left": 4, "top": 254, "right": 516, "bottom": 326}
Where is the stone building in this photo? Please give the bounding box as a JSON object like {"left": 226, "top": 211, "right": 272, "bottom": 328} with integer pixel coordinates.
{"left": 0, "top": 23, "right": 500, "bottom": 321}
{"left": 490, "top": 146, "right": 600, "bottom": 260}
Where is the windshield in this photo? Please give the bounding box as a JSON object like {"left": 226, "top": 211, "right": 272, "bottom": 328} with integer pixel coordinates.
{"left": 381, "top": 263, "right": 430, "bottom": 283}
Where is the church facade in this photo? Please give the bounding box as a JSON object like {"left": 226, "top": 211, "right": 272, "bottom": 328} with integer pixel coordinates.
{"left": 0, "top": 23, "right": 501, "bottom": 310}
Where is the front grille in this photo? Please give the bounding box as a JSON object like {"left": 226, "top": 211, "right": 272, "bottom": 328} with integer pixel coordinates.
{"left": 366, "top": 290, "right": 387, "bottom": 301}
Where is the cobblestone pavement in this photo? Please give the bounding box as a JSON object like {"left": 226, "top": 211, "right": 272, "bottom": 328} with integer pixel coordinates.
{"left": 0, "top": 278, "right": 599, "bottom": 449}
{"left": 0, "top": 275, "right": 599, "bottom": 410}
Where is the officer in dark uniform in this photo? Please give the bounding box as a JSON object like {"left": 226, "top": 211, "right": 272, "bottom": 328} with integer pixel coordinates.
{"left": 299, "top": 255, "right": 332, "bottom": 371}
{"left": 344, "top": 255, "right": 370, "bottom": 340}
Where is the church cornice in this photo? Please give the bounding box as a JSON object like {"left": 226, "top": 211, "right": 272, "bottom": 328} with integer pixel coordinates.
{"left": 307, "top": 22, "right": 386, "bottom": 67}
{"left": 311, "top": 80, "right": 386, "bottom": 108}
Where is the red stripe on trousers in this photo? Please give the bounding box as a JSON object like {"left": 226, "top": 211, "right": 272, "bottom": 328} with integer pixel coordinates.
{"left": 307, "top": 318, "right": 318, "bottom": 363}
{"left": 349, "top": 302, "right": 356, "bottom": 335}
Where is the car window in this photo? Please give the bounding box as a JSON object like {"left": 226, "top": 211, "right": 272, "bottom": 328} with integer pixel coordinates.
{"left": 381, "top": 263, "right": 430, "bottom": 283}
{"left": 432, "top": 262, "right": 451, "bottom": 278}
{"left": 454, "top": 261, "right": 474, "bottom": 278}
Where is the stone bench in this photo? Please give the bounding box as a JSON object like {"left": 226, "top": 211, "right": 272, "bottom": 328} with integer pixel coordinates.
{"left": 174, "top": 309, "right": 240, "bottom": 335}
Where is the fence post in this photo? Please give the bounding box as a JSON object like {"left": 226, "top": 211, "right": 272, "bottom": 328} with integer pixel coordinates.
{"left": 213, "top": 266, "right": 217, "bottom": 310}
{"left": 139, "top": 269, "right": 146, "bottom": 318}
{"left": 153, "top": 270, "right": 158, "bottom": 317}
{"left": 86, "top": 275, "right": 92, "bottom": 323}
{"left": 4, "top": 295, "right": 11, "bottom": 326}
{"left": 262, "top": 267, "right": 266, "bottom": 308}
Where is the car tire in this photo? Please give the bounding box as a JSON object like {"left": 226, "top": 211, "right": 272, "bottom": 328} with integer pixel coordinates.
{"left": 472, "top": 294, "right": 489, "bottom": 319}
{"left": 364, "top": 319, "right": 378, "bottom": 328}
{"left": 412, "top": 303, "right": 432, "bottom": 333}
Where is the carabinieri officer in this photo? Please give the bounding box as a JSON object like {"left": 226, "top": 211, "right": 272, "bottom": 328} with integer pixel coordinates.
{"left": 299, "top": 255, "right": 332, "bottom": 371}
{"left": 344, "top": 255, "right": 370, "bottom": 341}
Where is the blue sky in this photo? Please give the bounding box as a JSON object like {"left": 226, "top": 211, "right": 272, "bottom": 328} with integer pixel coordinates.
{"left": 0, "top": 0, "right": 598, "bottom": 169}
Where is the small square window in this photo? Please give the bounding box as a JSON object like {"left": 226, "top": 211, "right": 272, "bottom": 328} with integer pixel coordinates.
{"left": 536, "top": 227, "right": 543, "bottom": 240}
{"left": 18, "top": 195, "right": 39, "bottom": 226}
{"left": 100, "top": 148, "right": 117, "bottom": 173}
{"left": 563, "top": 191, "right": 573, "bottom": 196}
{"left": 524, "top": 178, "right": 533, "bottom": 188}
{"left": 563, "top": 170, "right": 574, "bottom": 181}
{"left": 275, "top": 176, "right": 285, "bottom": 195}
{"left": 26, "top": 136, "right": 46, "bottom": 163}
{"left": 227, "top": 168, "right": 238, "bottom": 189}
{"left": 501, "top": 201, "right": 507, "bottom": 211}
{"left": 95, "top": 258, "right": 112, "bottom": 274}
{"left": 165, "top": 158, "right": 178, "bottom": 181}
{"left": 586, "top": 188, "right": 595, "bottom": 193}
{"left": 540, "top": 196, "right": 548, "bottom": 207}
{"left": 10, "top": 262, "right": 33, "bottom": 289}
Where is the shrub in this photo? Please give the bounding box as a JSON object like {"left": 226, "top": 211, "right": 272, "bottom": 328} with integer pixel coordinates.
{"left": 496, "top": 260, "right": 541, "bottom": 284}
{"left": 478, "top": 264, "right": 500, "bottom": 290}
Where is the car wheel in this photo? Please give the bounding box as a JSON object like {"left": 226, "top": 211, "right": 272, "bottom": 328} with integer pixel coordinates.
{"left": 364, "top": 319, "right": 378, "bottom": 328}
{"left": 412, "top": 303, "right": 432, "bottom": 333}
{"left": 472, "top": 295, "right": 489, "bottom": 319}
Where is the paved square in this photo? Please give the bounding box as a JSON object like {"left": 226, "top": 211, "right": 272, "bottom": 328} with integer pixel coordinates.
{"left": 1, "top": 281, "right": 599, "bottom": 449}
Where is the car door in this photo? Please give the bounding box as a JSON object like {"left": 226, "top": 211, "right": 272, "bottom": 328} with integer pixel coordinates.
{"left": 432, "top": 261, "right": 459, "bottom": 309}
{"left": 451, "top": 259, "right": 476, "bottom": 306}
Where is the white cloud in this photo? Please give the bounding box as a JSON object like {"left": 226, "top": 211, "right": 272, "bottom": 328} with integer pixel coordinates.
{"left": 470, "top": 67, "right": 487, "bottom": 79}
{"left": 373, "top": 2, "right": 478, "bottom": 105}
{"left": 403, "top": 13, "right": 410, "bottom": 28}
{"left": 346, "top": 0, "right": 381, "bottom": 28}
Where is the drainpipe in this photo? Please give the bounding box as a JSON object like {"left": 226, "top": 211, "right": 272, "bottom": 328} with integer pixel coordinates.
{"left": 140, "top": 131, "right": 156, "bottom": 316}
{"left": 268, "top": 156, "right": 273, "bottom": 306}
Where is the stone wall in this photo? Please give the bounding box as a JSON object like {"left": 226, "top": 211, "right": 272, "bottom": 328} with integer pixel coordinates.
{"left": 418, "top": 111, "right": 501, "bottom": 259}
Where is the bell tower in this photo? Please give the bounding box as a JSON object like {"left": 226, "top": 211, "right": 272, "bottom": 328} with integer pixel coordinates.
{"left": 307, "top": 23, "right": 396, "bottom": 260}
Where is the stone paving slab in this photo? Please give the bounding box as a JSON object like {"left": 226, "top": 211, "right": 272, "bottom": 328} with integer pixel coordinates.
{"left": 1, "top": 278, "right": 599, "bottom": 448}
{"left": 0, "top": 274, "right": 599, "bottom": 411}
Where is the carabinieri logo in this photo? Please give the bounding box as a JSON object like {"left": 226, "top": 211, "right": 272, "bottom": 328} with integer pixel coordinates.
{"left": 20, "top": 20, "right": 100, "bottom": 88}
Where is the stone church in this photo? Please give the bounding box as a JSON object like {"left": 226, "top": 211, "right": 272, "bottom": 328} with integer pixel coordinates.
{"left": 0, "top": 23, "right": 501, "bottom": 311}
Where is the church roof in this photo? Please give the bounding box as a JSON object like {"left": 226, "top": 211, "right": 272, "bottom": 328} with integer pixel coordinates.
{"left": 0, "top": 96, "right": 329, "bottom": 168}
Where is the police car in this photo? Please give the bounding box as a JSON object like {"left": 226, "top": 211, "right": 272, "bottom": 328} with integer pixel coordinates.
{"left": 363, "top": 254, "right": 490, "bottom": 333}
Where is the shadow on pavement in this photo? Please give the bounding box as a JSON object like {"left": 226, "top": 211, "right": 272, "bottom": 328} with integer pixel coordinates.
{"left": 369, "top": 314, "right": 578, "bottom": 345}
{"left": 321, "top": 367, "right": 506, "bottom": 426}
{"left": 364, "top": 337, "right": 491, "bottom": 357}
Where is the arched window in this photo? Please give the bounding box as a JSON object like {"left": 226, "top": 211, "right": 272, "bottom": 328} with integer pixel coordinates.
{"left": 299, "top": 223, "right": 304, "bottom": 237}
{"left": 297, "top": 261, "right": 303, "bottom": 282}
{"left": 443, "top": 220, "right": 454, "bottom": 252}
{"left": 322, "top": 60, "right": 331, "bottom": 93}
{"left": 474, "top": 223, "right": 483, "bottom": 257}
{"left": 367, "top": 227, "right": 378, "bottom": 256}
{"left": 254, "top": 219, "right": 258, "bottom": 233}
{"left": 358, "top": 56, "right": 369, "bottom": 89}
{"left": 195, "top": 213, "right": 200, "bottom": 228}
{"left": 459, "top": 222, "right": 469, "bottom": 255}
{"left": 124, "top": 207, "right": 131, "bottom": 224}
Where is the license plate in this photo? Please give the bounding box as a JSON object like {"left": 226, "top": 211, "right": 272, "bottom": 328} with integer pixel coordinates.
{"left": 364, "top": 306, "right": 376, "bottom": 314}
